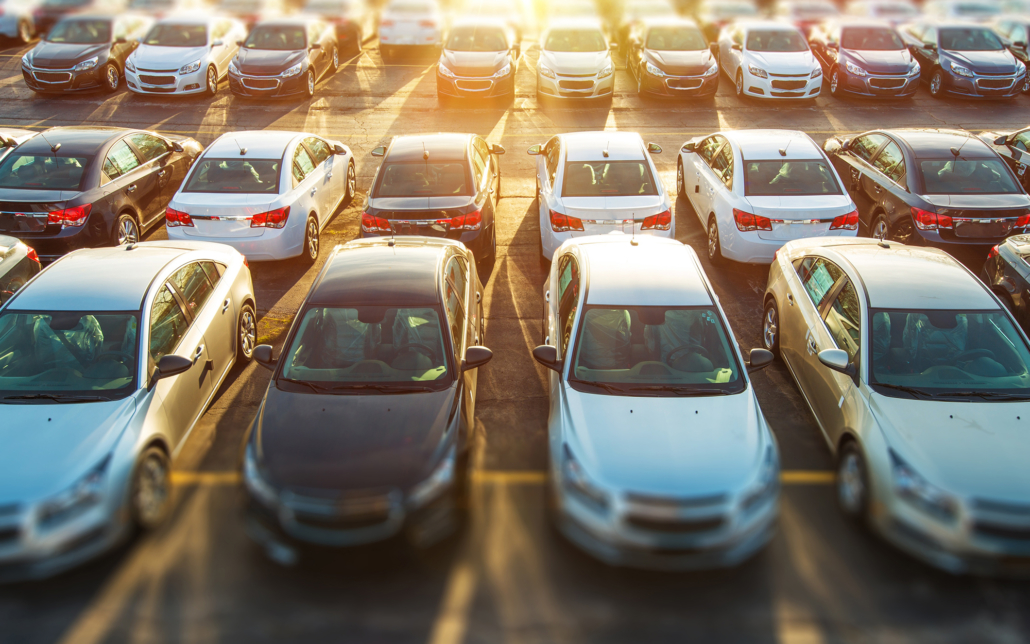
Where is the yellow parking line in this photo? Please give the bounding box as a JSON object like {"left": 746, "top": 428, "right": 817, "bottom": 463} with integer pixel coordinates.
{"left": 171, "top": 471, "right": 240, "bottom": 485}
{"left": 781, "top": 470, "right": 836, "bottom": 484}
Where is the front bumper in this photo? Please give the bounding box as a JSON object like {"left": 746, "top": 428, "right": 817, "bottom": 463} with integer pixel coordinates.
{"left": 126, "top": 67, "right": 208, "bottom": 95}
{"left": 638, "top": 69, "right": 719, "bottom": 97}
{"left": 741, "top": 69, "right": 821, "bottom": 99}
{"left": 228, "top": 69, "right": 308, "bottom": 98}
{"left": 941, "top": 69, "right": 1024, "bottom": 98}
{"left": 437, "top": 72, "right": 515, "bottom": 98}
{"left": 837, "top": 68, "right": 920, "bottom": 97}
{"left": 21, "top": 64, "right": 106, "bottom": 93}
{"left": 537, "top": 71, "right": 614, "bottom": 99}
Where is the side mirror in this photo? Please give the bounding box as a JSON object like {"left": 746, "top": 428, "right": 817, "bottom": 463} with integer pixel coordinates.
{"left": 461, "top": 346, "right": 493, "bottom": 372}
{"left": 490, "top": 143, "right": 505, "bottom": 155}
{"left": 681, "top": 141, "right": 696, "bottom": 153}
{"left": 840, "top": 137, "right": 851, "bottom": 152}
{"left": 1015, "top": 41, "right": 1027, "bottom": 49}
{"left": 254, "top": 344, "right": 276, "bottom": 370}
{"left": 310, "top": 43, "right": 322, "bottom": 50}
{"left": 532, "top": 345, "right": 562, "bottom": 373}
{"left": 149, "top": 354, "right": 193, "bottom": 388}
{"left": 212, "top": 39, "right": 224, "bottom": 47}
{"left": 647, "top": 142, "right": 662, "bottom": 154}
{"left": 172, "top": 141, "right": 184, "bottom": 153}
{"left": 731, "top": 43, "right": 742, "bottom": 51}
{"left": 995, "top": 135, "right": 1009, "bottom": 146}
{"left": 527, "top": 144, "right": 542, "bottom": 155}
{"left": 818, "top": 348, "right": 857, "bottom": 379}
{"left": 371, "top": 145, "right": 386, "bottom": 157}
{"left": 333, "top": 143, "right": 347, "bottom": 155}
{"left": 114, "top": 36, "right": 127, "bottom": 44}
{"left": 746, "top": 348, "right": 774, "bottom": 373}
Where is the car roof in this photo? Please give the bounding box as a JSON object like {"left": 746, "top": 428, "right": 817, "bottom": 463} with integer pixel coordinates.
{"left": 309, "top": 238, "right": 455, "bottom": 306}
{"left": 13, "top": 127, "right": 128, "bottom": 155}
{"left": 884, "top": 128, "right": 997, "bottom": 158}
{"left": 387, "top": 133, "right": 470, "bottom": 163}
{"left": 205, "top": 130, "right": 301, "bottom": 159}
{"left": 575, "top": 236, "right": 714, "bottom": 307}
{"left": 563, "top": 131, "right": 645, "bottom": 162}
{"left": 723, "top": 129, "right": 821, "bottom": 160}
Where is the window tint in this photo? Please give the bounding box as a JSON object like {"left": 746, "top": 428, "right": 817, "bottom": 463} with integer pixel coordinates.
{"left": 443, "top": 257, "right": 468, "bottom": 359}
{"left": 104, "top": 140, "right": 141, "bottom": 181}
{"left": 851, "top": 134, "right": 886, "bottom": 162}
{"left": 562, "top": 160, "right": 658, "bottom": 197}
{"left": 375, "top": 162, "right": 469, "bottom": 197}
{"left": 149, "top": 285, "right": 189, "bottom": 365}
{"left": 697, "top": 136, "right": 721, "bottom": 164}
{"left": 939, "top": 27, "right": 1003, "bottom": 50}
{"left": 184, "top": 159, "right": 280, "bottom": 193}
{"left": 872, "top": 141, "right": 905, "bottom": 185}
{"left": 471, "top": 144, "right": 487, "bottom": 187}
{"left": 128, "top": 133, "right": 169, "bottom": 163}
{"left": 711, "top": 145, "right": 733, "bottom": 189}
{"left": 544, "top": 27, "right": 607, "bottom": 52}
{"left": 305, "top": 137, "right": 332, "bottom": 164}
{"left": 796, "top": 257, "right": 844, "bottom": 308}
{"left": 645, "top": 25, "right": 706, "bottom": 50}
{"left": 919, "top": 159, "right": 1021, "bottom": 194}
{"left": 170, "top": 263, "right": 215, "bottom": 316}
{"left": 557, "top": 255, "right": 580, "bottom": 356}
{"left": 143, "top": 23, "right": 208, "bottom": 46}
{"left": 746, "top": 29, "right": 808, "bottom": 52}
{"left": 211, "top": 20, "right": 231, "bottom": 41}
{"left": 0, "top": 155, "right": 89, "bottom": 191}
{"left": 293, "top": 146, "right": 316, "bottom": 186}
{"left": 201, "top": 261, "right": 224, "bottom": 284}
{"left": 545, "top": 138, "right": 561, "bottom": 187}
{"left": 824, "top": 280, "right": 862, "bottom": 361}
{"left": 47, "top": 18, "right": 111, "bottom": 43}
{"left": 245, "top": 25, "right": 306, "bottom": 49}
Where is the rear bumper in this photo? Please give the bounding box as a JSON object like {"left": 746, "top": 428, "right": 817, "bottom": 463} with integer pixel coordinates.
{"left": 719, "top": 225, "right": 855, "bottom": 264}
{"left": 9, "top": 224, "right": 109, "bottom": 264}
{"left": 541, "top": 218, "right": 674, "bottom": 260}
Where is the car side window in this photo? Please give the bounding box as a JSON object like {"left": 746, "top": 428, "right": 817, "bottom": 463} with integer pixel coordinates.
{"left": 850, "top": 134, "right": 887, "bottom": 162}
{"left": 304, "top": 137, "right": 332, "bottom": 164}
{"left": 710, "top": 144, "right": 733, "bottom": 190}
{"left": 113, "top": 18, "right": 127, "bottom": 41}
{"left": 871, "top": 141, "right": 906, "bottom": 186}
{"left": 795, "top": 256, "right": 844, "bottom": 309}
{"left": 128, "top": 133, "right": 169, "bottom": 163}
{"left": 1014, "top": 131, "right": 1030, "bottom": 152}
{"left": 921, "top": 26, "right": 936, "bottom": 46}
{"left": 545, "top": 137, "right": 561, "bottom": 187}
{"left": 170, "top": 262, "right": 215, "bottom": 316}
{"left": 293, "top": 146, "right": 316, "bottom": 187}
{"left": 201, "top": 261, "right": 223, "bottom": 284}
{"left": 471, "top": 144, "right": 487, "bottom": 188}
{"left": 556, "top": 254, "right": 581, "bottom": 357}
{"left": 212, "top": 20, "right": 230, "bottom": 41}
{"left": 443, "top": 256, "right": 468, "bottom": 359}
{"left": 103, "top": 139, "right": 142, "bottom": 182}
{"left": 473, "top": 138, "right": 491, "bottom": 180}
{"left": 697, "top": 136, "right": 721, "bottom": 164}
{"left": 149, "top": 285, "right": 190, "bottom": 367}
{"left": 824, "top": 279, "right": 862, "bottom": 361}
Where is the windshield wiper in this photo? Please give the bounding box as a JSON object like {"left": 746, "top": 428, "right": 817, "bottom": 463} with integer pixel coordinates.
{"left": 277, "top": 379, "right": 436, "bottom": 394}
{"left": 2, "top": 393, "right": 111, "bottom": 402}
{"left": 872, "top": 383, "right": 933, "bottom": 398}
{"left": 929, "top": 390, "right": 1030, "bottom": 401}
{"left": 570, "top": 380, "right": 625, "bottom": 394}
{"left": 628, "top": 385, "right": 733, "bottom": 396}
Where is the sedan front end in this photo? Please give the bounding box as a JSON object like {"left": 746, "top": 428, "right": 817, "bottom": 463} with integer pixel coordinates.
{"left": 638, "top": 57, "right": 720, "bottom": 97}
{"left": 740, "top": 62, "right": 823, "bottom": 99}
{"left": 125, "top": 57, "right": 210, "bottom": 95}
{"left": 832, "top": 56, "right": 921, "bottom": 97}
{"left": 227, "top": 59, "right": 311, "bottom": 98}
{"left": 537, "top": 60, "right": 615, "bottom": 99}
{"left": 437, "top": 60, "right": 515, "bottom": 98}
{"left": 937, "top": 56, "right": 1025, "bottom": 98}
{"left": 21, "top": 52, "right": 111, "bottom": 93}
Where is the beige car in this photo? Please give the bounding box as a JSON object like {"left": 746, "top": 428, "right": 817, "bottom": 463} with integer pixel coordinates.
{"left": 762, "top": 237, "right": 1030, "bottom": 576}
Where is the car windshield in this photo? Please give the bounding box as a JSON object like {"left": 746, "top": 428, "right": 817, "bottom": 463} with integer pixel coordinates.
{"left": 46, "top": 19, "right": 111, "bottom": 44}
{"left": 646, "top": 26, "right": 707, "bottom": 51}
{"left": 870, "top": 309, "right": 1030, "bottom": 398}
{"left": 841, "top": 26, "right": 905, "bottom": 49}
{"left": 562, "top": 160, "right": 659, "bottom": 197}
{"left": 143, "top": 23, "right": 208, "bottom": 47}
{"left": 953, "top": 2, "right": 1001, "bottom": 16}
{"left": 747, "top": 29, "right": 808, "bottom": 51}
{"left": 0, "top": 311, "right": 139, "bottom": 401}
{"left": 939, "top": 27, "right": 1004, "bottom": 50}
{"left": 744, "top": 160, "right": 842, "bottom": 196}
{"left": 183, "top": 159, "right": 281, "bottom": 193}
{"left": 544, "top": 28, "right": 607, "bottom": 52}
{"left": 375, "top": 162, "right": 469, "bottom": 197}
{"left": 0, "top": 155, "right": 89, "bottom": 191}
{"left": 707, "top": 2, "right": 758, "bottom": 16}
{"left": 446, "top": 26, "right": 507, "bottom": 51}
{"left": 918, "top": 158, "right": 1021, "bottom": 194}
{"left": 792, "top": 2, "right": 838, "bottom": 17}
{"left": 568, "top": 306, "right": 744, "bottom": 396}
{"left": 278, "top": 306, "right": 452, "bottom": 389}
{"left": 244, "top": 25, "right": 306, "bottom": 50}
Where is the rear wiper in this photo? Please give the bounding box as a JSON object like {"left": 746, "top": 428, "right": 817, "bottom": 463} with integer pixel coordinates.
{"left": 930, "top": 390, "right": 1030, "bottom": 400}
{"left": 628, "top": 385, "right": 733, "bottom": 395}
{"left": 2, "top": 393, "right": 111, "bottom": 402}
{"left": 872, "top": 383, "right": 933, "bottom": 398}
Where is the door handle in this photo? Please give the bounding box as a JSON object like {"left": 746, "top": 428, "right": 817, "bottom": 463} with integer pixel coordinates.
{"left": 787, "top": 293, "right": 795, "bottom": 306}
{"left": 327, "top": 172, "right": 333, "bottom": 178}
{"left": 127, "top": 184, "right": 137, "bottom": 193}
{"left": 193, "top": 344, "right": 205, "bottom": 365}
{"left": 807, "top": 339, "right": 818, "bottom": 355}
{"left": 695, "top": 185, "right": 700, "bottom": 193}
{"left": 489, "top": 187, "right": 495, "bottom": 194}
{"left": 311, "top": 188, "right": 317, "bottom": 196}
{"left": 872, "top": 184, "right": 883, "bottom": 195}
{"left": 157, "top": 170, "right": 167, "bottom": 177}
{"left": 222, "top": 297, "right": 231, "bottom": 313}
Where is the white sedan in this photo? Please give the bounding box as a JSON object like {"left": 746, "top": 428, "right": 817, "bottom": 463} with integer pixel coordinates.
{"left": 677, "top": 129, "right": 858, "bottom": 264}
{"left": 531, "top": 234, "right": 779, "bottom": 570}
{"left": 126, "top": 16, "right": 247, "bottom": 97}
{"left": 378, "top": 0, "right": 444, "bottom": 60}
{"left": 536, "top": 18, "right": 615, "bottom": 101}
{"left": 530, "top": 131, "right": 672, "bottom": 261}
{"left": 166, "top": 131, "right": 357, "bottom": 263}
{"left": 718, "top": 20, "right": 823, "bottom": 100}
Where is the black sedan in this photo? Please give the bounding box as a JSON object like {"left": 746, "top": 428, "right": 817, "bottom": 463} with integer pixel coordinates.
{"left": 21, "top": 13, "right": 151, "bottom": 94}
{"left": 0, "top": 235, "right": 41, "bottom": 305}
{"left": 809, "top": 19, "right": 921, "bottom": 98}
{"left": 361, "top": 133, "right": 503, "bottom": 264}
{"left": 980, "top": 125, "right": 1030, "bottom": 191}
{"left": 823, "top": 128, "right": 1030, "bottom": 251}
{"left": 0, "top": 127, "right": 203, "bottom": 262}
{"left": 626, "top": 18, "right": 719, "bottom": 99}
{"left": 228, "top": 18, "right": 340, "bottom": 99}
{"left": 982, "top": 234, "right": 1030, "bottom": 332}
{"left": 242, "top": 237, "right": 492, "bottom": 557}
{"left": 990, "top": 17, "right": 1030, "bottom": 93}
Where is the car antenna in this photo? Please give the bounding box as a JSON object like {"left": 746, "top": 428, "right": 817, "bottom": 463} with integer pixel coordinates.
{"left": 950, "top": 138, "right": 969, "bottom": 159}
{"left": 630, "top": 215, "right": 638, "bottom": 245}
{"left": 234, "top": 139, "right": 247, "bottom": 156}
{"left": 38, "top": 131, "right": 60, "bottom": 155}
{"left": 778, "top": 138, "right": 791, "bottom": 157}
{"left": 423, "top": 143, "right": 429, "bottom": 161}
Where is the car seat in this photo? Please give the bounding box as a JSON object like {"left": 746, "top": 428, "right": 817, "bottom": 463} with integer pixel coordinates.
{"left": 578, "top": 309, "right": 631, "bottom": 370}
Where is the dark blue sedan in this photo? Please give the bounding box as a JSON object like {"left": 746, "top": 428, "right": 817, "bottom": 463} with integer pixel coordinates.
{"left": 810, "top": 19, "right": 922, "bottom": 98}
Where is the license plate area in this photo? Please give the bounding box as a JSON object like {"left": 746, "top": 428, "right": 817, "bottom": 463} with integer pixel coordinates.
{"left": 953, "top": 219, "right": 1012, "bottom": 238}
{"left": 0, "top": 212, "right": 47, "bottom": 233}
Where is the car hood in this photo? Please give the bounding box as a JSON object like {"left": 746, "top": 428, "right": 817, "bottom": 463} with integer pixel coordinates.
{"left": 646, "top": 48, "right": 715, "bottom": 75}
{"left": 0, "top": 396, "right": 135, "bottom": 504}
{"left": 235, "top": 47, "right": 304, "bottom": 75}
{"left": 943, "top": 49, "right": 1019, "bottom": 74}
{"left": 747, "top": 50, "right": 817, "bottom": 74}
{"left": 132, "top": 45, "right": 210, "bottom": 71}
{"left": 540, "top": 50, "right": 610, "bottom": 75}
{"left": 254, "top": 384, "right": 458, "bottom": 492}
{"left": 920, "top": 193, "right": 1030, "bottom": 210}
{"left": 26, "top": 41, "right": 109, "bottom": 68}
{"left": 562, "top": 387, "right": 766, "bottom": 494}
{"left": 844, "top": 48, "right": 915, "bottom": 74}
{"left": 870, "top": 393, "right": 1030, "bottom": 501}
{"left": 440, "top": 49, "right": 508, "bottom": 75}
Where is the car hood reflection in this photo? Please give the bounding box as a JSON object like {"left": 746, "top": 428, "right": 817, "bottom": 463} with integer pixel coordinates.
{"left": 27, "top": 42, "right": 108, "bottom": 68}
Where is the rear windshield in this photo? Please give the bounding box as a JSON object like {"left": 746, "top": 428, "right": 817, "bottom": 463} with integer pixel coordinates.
{"left": 143, "top": 24, "right": 208, "bottom": 47}
{"left": 446, "top": 26, "right": 508, "bottom": 51}
{"left": 562, "top": 160, "right": 658, "bottom": 197}
{"left": 0, "top": 155, "right": 90, "bottom": 191}
{"left": 183, "top": 158, "right": 281, "bottom": 193}
{"left": 919, "top": 159, "right": 1021, "bottom": 194}
{"left": 744, "top": 160, "right": 842, "bottom": 196}
{"left": 841, "top": 27, "right": 905, "bottom": 50}
{"left": 244, "top": 26, "right": 306, "bottom": 50}
{"left": 544, "top": 28, "right": 607, "bottom": 52}
{"left": 46, "top": 19, "right": 111, "bottom": 44}
{"left": 939, "top": 27, "right": 1004, "bottom": 50}
{"left": 646, "top": 26, "right": 707, "bottom": 51}
{"left": 746, "top": 29, "right": 808, "bottom": 51}
{"left": 375, "top": 162, "right": 469, "bottom": 197}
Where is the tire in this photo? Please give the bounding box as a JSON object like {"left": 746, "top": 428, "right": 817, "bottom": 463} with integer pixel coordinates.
{"left": 870, "top": 212, "right": 890, "bottom": 241}
{"left": 735, "top": 69, "right": 744, "bottom": 98}
{"left": 872, "top": 212, "right": 914, "bottom": 244}
{"left": 1022, "top": 74, "right": 1030, "bottom": 94}
{"left": 345, "top": 161, "right": 357, "bottom": 205}
{"left": 829, "top": 67, "right": 842, "bottom": 97}
{"left": 837, "top": 441, "right": 870, "bottom": 523}
{"left": 113, "top": 213, "right": 139, "bottom": 246}
{"left": 204, "top": 65, "right": 217, "bottom": 97}
{"left": 929, "top": 68, "right": 945, "bottom": 99}
{"left": 237, "top": 302, "right": 257, "bottom": 362}
{"left": 762, "top": 299, "right": 780, "bottom": 357}
{"left": 130, "top": 446, "right": 172, "bottom": 531}
{"left": 707, "top": 216, "right": 724, "bottom": 265}
{"left": 677, "top": 159, "right": 686, "bottom": 198}
{"left": 637, "top": 67, "right": 644, "bottom": 95}
{"left": 102, "top": 63, "right": 119, "bottom": 93}
{"left": 302, "top": 216, "right": 319, "bottom": 264}
{"left": 331, "top": 46, "right": 340, "bottom": 72}
{"left": 304, "top": 69, "right": 315, "bottom": 99}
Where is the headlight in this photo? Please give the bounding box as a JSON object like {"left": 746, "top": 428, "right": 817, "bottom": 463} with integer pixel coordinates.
{"left": 645, "top": 61, "right": 665, "bottom": 77}
{"left": 703, "top": 62, "right": 719, "bottom": 77}
{"left": 125, "top": 58, "right": 136, "bottom": 72}
{"left": 243, "top": 442, "right": 279, "bottom": 508}
{"left": 740, "top": 445, "right": 779, "bottom": 512}
{"left": 561, "top": 445, "right": 609, "bottom": 514}
{"left": 844, "top": 60, "right": 865, "bottom": 77}
{"left": 281, "top": 62, "right": 303, "bottom": 78}
{"left": 491, "top": 62, "right": 511, "bottom": 78}
{"left": 179, "top": 59, "right": 202, "bottom": 75}
{"left": 37, "top": 455, "right": 110, "bottom": 528}
{"left": 22, "top": 54, "right": 32, "bottom": 69}
{"left": 73, "top": 56, "right": 98, "bottom": 72}
{"left": 228, "top": 60, "right": 240, "bottom": 75}
{"left": 811, "top": 67, "right": 822, "bottom": 79}
{"left": 408, "top": 444, "right": 456, "bottom": 508}
{"left": 908, "top": 63, "right": 921, "bottom": 76}
{"left": 438, "top": 61, "right": 456, "bottom": 77}
{"left": 597, "top": 62, "right": 613, "bottom": 79}
{"left": 890, "top": 450, "right": 958, "bottom": 522}
{"left": 949, "top": 61, "right": 973, "bottom": 78}
{"left": 539, "top": 65, "right": 555, "bottom": 79}
{"left": 1017, "top": 60, "right": 1027, "bottom": 75}
{"left": 748, "top": 64, "right": 768, "bottom": 79}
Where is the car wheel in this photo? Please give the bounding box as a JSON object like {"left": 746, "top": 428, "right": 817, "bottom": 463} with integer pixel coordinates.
{"left": 829, "top": 67, "right": 841, "bottom": 97}
{"left": 872, "top": 212, "right": 914, "bottom": 244}
{"left": 332, "top": 46, "right": 340, "bottom": 72}
{"left": 677, "top": 159, "right": 686, "bottom": 198}
{"left": 17, "top": 19, "right": 31, "bottom": 44}
{"left": 870, "top": 213, "right": 890, "bottom": 241}
{"left": 304, "top": 69, "right": 315, "bottom": 98}
{"left": 929, "top": 68, "right": 945, "bottom": 99}
{"left": 707, "top": 216, "right": 724, "bottom": 265}
{"left": 237, "top": 302, "right": 257, "bottom": 362}
{"left": 131, "top": 447, "right": 171, "bottom": 531}
{"left": 102, "top": 63, "right": 119, "bottom": 93}
{"left": 762, "top": 300, "right": 780, "bottom": 356}
{"left": 204, "top": 65, "right": 217, "bottom": 97}
{"left": 113, "top": 213, "right": 139, "bottom": 246}
{"left": 735, "top": 69, "right": 743, "bottom": 97}
{"left": 837, "top": 441, "right": 869, "bottom": 522}
{"left": 345, "top": 161, "right": 357, "bottom": 204}
{"left": 303, "top": 216, "right": 319, "bottom": 263}
{"left": 637, "top": 67, "right": 644, "bottom": 95}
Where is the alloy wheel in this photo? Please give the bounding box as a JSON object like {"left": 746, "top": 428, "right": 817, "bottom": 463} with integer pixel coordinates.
{"left": 347, "top": 163, "right": 356, "bottom": 199}
{"left": 207, "top": 67, "right": 216, "bottom": 94}
{"left": 239, "top": 307, "right": 257, "bottom": 359}
{"left": 930, "top": 71, "right": 942, "bottom": 97}
{"left": 838, "top": 451, "right": 866, "bottom": 516}
{"left": 830, "top": 70, "right": 839, "bottom": 95}
{"left": 763, "top": 305, "right": 778, "bottom": 351}
{"left": 117, "top": 217, "right": 139, "bottom": 245}
{"left": 708, "top": 221, "right": 719, "bottom": 259}
{"left": 307, "top": 71, "right": 315, "bottom": 97}
{"left": 134, "top": 453, "right": 169, "bottom": 528}
{"left": 735, "top": 71, "right": 743, "bottom": 96}
{"left": 307, "top": 219, "right": 319, "bottom": 259}
{"left": 872, "top": 218, "right": 889, "bottom": 241}
{"left": 106, "top": 65, "right": 119, "bottom": 91}
{"left": 333, "top": 47, "right": 339, "bottom": 70}
{"left": 1023, "top": 75, "right": 1030, "bottom": 93}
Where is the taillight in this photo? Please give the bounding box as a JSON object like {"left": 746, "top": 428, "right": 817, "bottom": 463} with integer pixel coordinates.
{"left": 829, "top": 209, "right": 859, "bottom": 231}
{"left": 418, "top": 19, "right": 436, "bottom": 27}
{"left": 361, "top": 212, "right": 392, "bottom": 233}
{"left": 641, "top": 209, "right": 672, "bottom": 231}
{"left": 1016, "top": 212, "right": 1030, "bottom": 227}
{"left": 25, "top": 247, "right": 40, "bottom": 263}
{"left": 165, "top": 207, "right": 194, "bottom": 227}
{"left": 988, "top": 245, "right": 1000, "bottom": 260}
{"left": 380, "top": 19, "right": 394, "bottom": 26}
{"left": 438, "top": 208, "right": 482, "bottom": 231}
{"left": 549, "top": 209, "right": 584, "bottom": 232}
{"left": 733, "top": 209, "right": 771, "bottom": 232}
{"left": 47, "top": 204, "right": 91, "bottom": 227}
{"left": 911, "top": 206, "right": 951, "bottom": 230}
{"left": 250, "top": 206, "right": 290, "bottom": 229}
{"left": 242, "top": 256, "right": 249, "bottom": 267}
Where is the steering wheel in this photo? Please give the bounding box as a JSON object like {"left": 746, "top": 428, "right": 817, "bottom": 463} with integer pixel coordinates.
{"left": 666, "top": 343, "right": 712, "bottom": 365}
{"left": 393, "top": 343, "right": 437, "bottom": 361}
{"left": 94, "top": 350, "right": 135, "bottom": 366}
{"left": 954, "top": 348, "right": 995, "bottom": 363}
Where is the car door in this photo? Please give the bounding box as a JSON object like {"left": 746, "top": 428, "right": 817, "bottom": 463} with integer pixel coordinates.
{"left": 302, "top": 136, "right": 339, "bottom": 219}
{"left": 539, "top": 136, "right": 561, "bottom": 229}
{"left": 292, "top": 143, "right": 325, "bottom": 224}
{"left": 831, "top": 132, "right": 887, "bottom": 225}
{"left": 126, "top": 133, "right": 176, "bottom": 227}
{"left": 472, "top": 137, "right": 496, "bottom": 233}
{"left": 686, "top": 135, "right": 722, "bottom": 222}
{"left": 442, "top": 253, "right": 474, "bottom": 434}
{"left": 209, "top": 20, "right": 232, "bottom": 72}
{"left": 169, "top": 260, "right": 236, "bottom": 384}
{"left": 866, "top": 138, "right": 912, "bottom": 232}
{"left": 101, "top": 138, "right": 153, "bottom": 234}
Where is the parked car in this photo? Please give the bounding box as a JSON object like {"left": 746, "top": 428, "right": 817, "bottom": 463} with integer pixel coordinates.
{"left": 990, "top": 16, "right": 1030, "bottom": 93}
{"left": 530, "top": 234, "right": 778, "bottom": 570}
{"left": 0, "top": 241, "right": 255, "bottom": 581}
{"left": 718, "top": 20, "right": 823, "bottom": 100}
{"left": 362, "top": 133, "right": 502, "bottom": 263}
{"left": 626, "top": 17, "right": 720, "bottom": 99}
{"left": 529, "top": 131, "right": 671, "bottom": 262}
{"left": 536, "top": 18, "right": 615, "bottom": 101}
{"left": 900, "top": 20, "right": 1027, "bottom": 98}
{"left": 227, "top": 17, "right": 340, "bottom": 99}
{"left": 763, "top": 236, "right": 1030, "bottom": 576}
{"left": 0, "top": 126, "right": 203, "bottom": 263}
{"left": 679, "top": 129, "right": 857, "bottom": 264}
{"left": 979, "top": 125, "right": 1030, "bottom": 190}
{"left": 377, "top": 0, "right": 444, "bottom": 61}
{"left": 30, "top": 0, "right": 125, "bottom": 35}
{"left": 0, "top": 0, "right": 39, "bottom": 44}
{"left": 844, "top": 0, "right": 919, "bottom": 27}
{"left": 211, "top": 0, "right": 286, "bottom": 29}
{"left": 0, "top": 128, "right": 39, "bottom": 165}
{"left": 771, "top": 0, "right": 840, "bottom": 36}
{"left": 125, "top": 16, "right": 247, "bottom": 97}
{"left": 547, "top": 0, "right": 598, "bottom": 21}
{"left": 0, "top": 235, "right": 41, "bottom": 305}
{"left": 983, "top": 234, "right": 1030, "bottom": 332}
{"left": 166, "top": 130, "right": 355, "bottom": 263}
{"left": 823, "top": 128, "right": 1030, "bottom": 249}
{"left": 694, "top": 0, "right": 759, "bottom": 44}
{"left": 302, "top": 0, "right": 378, "bottom": 54}
{"left": 20, "top": 13, "right": 152, "bottom": 94}
{"left": 614, "top": 0, "right": 677, "bottom": 52}
{"left": 922, "top": 0, "right": 1001, "bottom": 23}
{"left": 462, "top": 0, "right": 526, "bottom": 43}
{"left": 436, "top": 18, "right": 518, "bottom": 101}
{"left": 809, "top": 19, "right": 921, "bottom": 98}
{"left": 242, "top": 237, "right": 491, "bottom": 558}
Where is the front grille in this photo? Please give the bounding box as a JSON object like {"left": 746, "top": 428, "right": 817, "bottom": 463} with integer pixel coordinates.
{"left": 973, "top": 522, "right": 1030, "bottom": 542}
{"left": 139, "top": 74, "right": 175, "bottom": 85}
{"left": 771, "top": 79, "right": 806, "bottom": 90}
{"left": 455, "top": 79, "right": 491, "bottom": 91}
{"left": 624, "top": 492, "right": 727, "bottom": 508}
{"left": 667, "top": 77, "right": 702, "bottom": 89}
{"left": 558, "top": 72, "right": 595, "bottom": 78}
{"left": 870, "top": 78, "right": 905, "bottom": 89}
{"left": 242, "top": 77, "right": 279, "bottom": 90}
{"left": 978, "top": 78, "right": 1013, "bottom": 89}
{"left": 559, "top": 79, "right": 594, "bottom": 90}
{"left": 141, "top": 86, "right": 177, "bottom": 93}
{"left": 33, "top": 71, "right": 71, "bottom": 83}
{"left": 284, "top": 488, "right": 396, "bottom": 531}
{"left": 772, "top": 90, "right": 804, "bottom": 97}
{"left": 625, "top": 515, "right": 726, "bottom": 534}
{"left": 293, "top": 512, "right": 390, "bottom": 531}
{"left": 0, "top": 526, "right": 20, "bottom": 545}
{"left": 973, "top": 498, "right": 1030, "bottom": 515}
